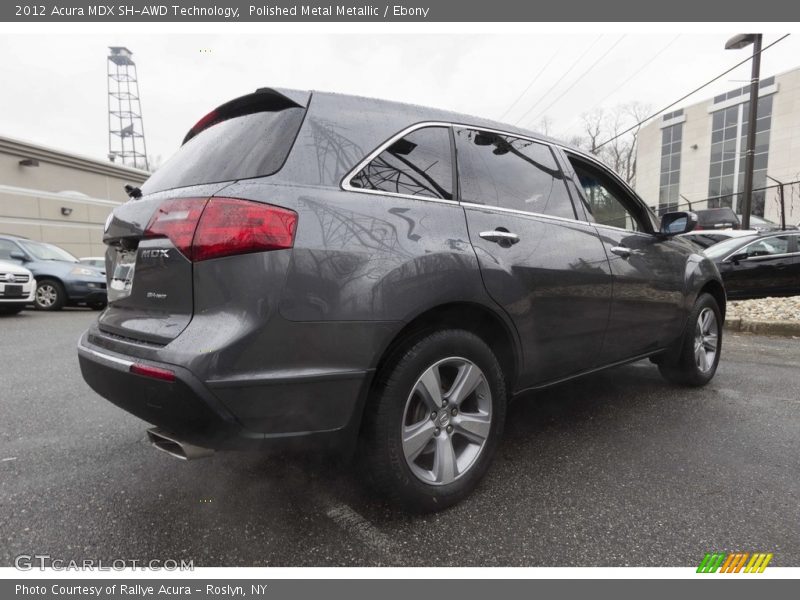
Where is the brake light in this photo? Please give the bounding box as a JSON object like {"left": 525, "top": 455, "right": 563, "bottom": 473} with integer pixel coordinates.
{"left": 130, "top": 363, "right": 176, "bottom": 382}
{"left": 193, "top": 198, "right": 297, "bottom": 261}
{"left": 144, "top": 197, "right": 209, "bottom": 259}
{"left": 144, "top": 197, "right": 297, "bottom": 262}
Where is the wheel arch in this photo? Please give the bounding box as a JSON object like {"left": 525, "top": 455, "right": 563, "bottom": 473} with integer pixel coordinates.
{"left": 33, "top": 276, "right": 67, "bottom": 306}
{"left": 370, "top": 301, "right": 521, "bottom": 396}
{"left": 698, "top": 278, "right": 726, "bottom": 319}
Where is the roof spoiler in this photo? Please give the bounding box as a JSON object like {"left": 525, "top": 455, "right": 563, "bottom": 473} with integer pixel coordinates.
{"left": 182, "top": 87, "right": 311, "bottom": 145}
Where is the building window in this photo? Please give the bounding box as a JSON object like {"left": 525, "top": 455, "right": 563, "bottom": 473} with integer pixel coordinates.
{"left": 659, "top": 122, "right": 683, "bottom": 213}
{"left": 707, "top": 95, "right": 772, "bottom": 216}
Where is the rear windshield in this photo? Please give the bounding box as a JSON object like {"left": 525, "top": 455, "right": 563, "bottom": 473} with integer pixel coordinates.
{"left": 141, "top": 107, "right": 305, "bottom": 194}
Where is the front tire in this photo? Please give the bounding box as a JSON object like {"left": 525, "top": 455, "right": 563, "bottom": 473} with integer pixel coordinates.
{"left": 34, "top": 279, "right": 66, "bottom": 311}
{"left": 658, "top": 292, "right": 722, "bottom": 386}
{"left": 361, "top": 329, "right": 507, "bottom": 512}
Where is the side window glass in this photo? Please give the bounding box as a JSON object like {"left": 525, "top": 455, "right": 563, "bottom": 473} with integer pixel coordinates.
{"left": 454, "top": 128, "right": 576, "bottom": 219}
{"left": 0, "top": 240, "right": 19, "bottom": 260}
{"left": 349, "top": 126, "right": 453, "bottom": 200}
{"left": 744, "top": 236, "right": 790, "bottom": 258}
{"left": 570, "top": 161, "right": 645, "bottom": 232}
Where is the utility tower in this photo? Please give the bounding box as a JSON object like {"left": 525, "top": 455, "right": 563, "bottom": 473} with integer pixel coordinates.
{"left": 107, "top": 46, "right": 149, "bottom": 170}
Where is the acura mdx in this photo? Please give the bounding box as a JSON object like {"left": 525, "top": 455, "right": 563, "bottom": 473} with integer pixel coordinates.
{"left": 78, "top": 88, "right": 725, "bottom": 511}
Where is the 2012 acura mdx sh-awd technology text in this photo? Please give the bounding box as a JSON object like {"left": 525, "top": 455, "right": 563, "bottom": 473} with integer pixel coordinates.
{"left": 78, "top": 88, "right": 726, "bottom": 511}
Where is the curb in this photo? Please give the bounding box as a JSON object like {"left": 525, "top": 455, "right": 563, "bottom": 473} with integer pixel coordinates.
{"left": 724, "top": 318, "right": 800, "bottom": 337}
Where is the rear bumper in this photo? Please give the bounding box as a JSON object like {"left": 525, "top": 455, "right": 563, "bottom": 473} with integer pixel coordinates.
{"left": 77, "top": 332, "right": 371, "bottom": 453}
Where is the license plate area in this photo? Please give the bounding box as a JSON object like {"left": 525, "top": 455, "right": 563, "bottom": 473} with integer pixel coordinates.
{"left": 1, "top": 284, "right": 23, "bottom": 297}
{"left": 108, "top": 249, "right": 136, "bottom": 303}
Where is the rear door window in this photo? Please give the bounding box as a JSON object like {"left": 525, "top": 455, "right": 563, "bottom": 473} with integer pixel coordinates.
{"left": 453, "top": 128, "right": 576, "bottom": 220}
{"left": 348, "top": 126, "right": 454, "bottom": 200}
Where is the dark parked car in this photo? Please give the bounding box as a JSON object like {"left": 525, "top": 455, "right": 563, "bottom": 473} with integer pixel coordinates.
{"left": 679, "top": 229, "right": 756, "bottom": 249}
{"left": 78, "top": 88, "right": 726, "bottom": 510}
{"left": 0, "top": 235, "right": 107, "bottom": 310}
{"left": 694, "top": 207, "right": 740, "bottom": 230}
{"left": 704, "top": 231, "right": 800, "bottom": 299}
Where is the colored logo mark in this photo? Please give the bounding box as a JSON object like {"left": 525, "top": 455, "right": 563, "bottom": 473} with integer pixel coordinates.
{"left": 697, "top": 552, "right": 773, "bottom": 573}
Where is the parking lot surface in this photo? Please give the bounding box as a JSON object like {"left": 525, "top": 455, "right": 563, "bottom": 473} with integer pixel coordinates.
{"left": 1, "top": 310, "right": 798, "bottom": 567}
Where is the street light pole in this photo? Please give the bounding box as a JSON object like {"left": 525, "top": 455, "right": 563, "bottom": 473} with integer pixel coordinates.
{"left": 725, "top": 33, "right": 763, "bottom": 230}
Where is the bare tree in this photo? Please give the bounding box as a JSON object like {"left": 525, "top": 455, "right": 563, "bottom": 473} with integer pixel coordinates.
{"left": 564, "top": 102, "right": 651, "bottom": 186}
{"left": 531, "top": 116, "right": 554, "bottom": 137}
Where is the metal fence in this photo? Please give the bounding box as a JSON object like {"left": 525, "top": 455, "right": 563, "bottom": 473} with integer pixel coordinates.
{"left": 651, "top": 179, "right": 800, "bottom": 229}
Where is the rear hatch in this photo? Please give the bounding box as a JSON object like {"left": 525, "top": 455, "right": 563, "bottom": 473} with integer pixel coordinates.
{"left": 98, "top": 89, "right": 307, "bottom": 345}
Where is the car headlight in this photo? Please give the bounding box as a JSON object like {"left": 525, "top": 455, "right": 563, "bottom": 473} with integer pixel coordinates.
{"left": 70, "top": 267, "right": 100, "bottom": 276}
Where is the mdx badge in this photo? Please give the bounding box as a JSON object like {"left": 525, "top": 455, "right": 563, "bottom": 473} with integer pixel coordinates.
{"left": 140, "top": 249, "right": 170, "bottom": 259}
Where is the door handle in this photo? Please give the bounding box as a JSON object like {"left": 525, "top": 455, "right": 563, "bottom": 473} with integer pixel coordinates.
{"left": 610, "top": 246, "right": 632, "bottom": 258}
{"left": 479, "top": 230, "right": 520, "bottom": 245}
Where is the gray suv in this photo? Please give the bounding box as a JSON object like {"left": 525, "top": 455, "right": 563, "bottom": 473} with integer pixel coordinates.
{"left": 78, "top": 88, "right": 725, "bottom": 511}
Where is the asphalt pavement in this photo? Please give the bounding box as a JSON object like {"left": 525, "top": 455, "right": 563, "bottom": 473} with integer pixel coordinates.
{"left": 1, "top": 309, "right": 798, "bottom": 567}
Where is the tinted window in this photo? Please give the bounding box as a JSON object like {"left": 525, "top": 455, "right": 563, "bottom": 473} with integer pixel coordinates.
{"left": 142, "top": 107, "right": 306, "bottom": 194}
{"left": 570, "top": 160, "right": 645, "bottom": 232}
{"left": 742, "top": 236, "right": 791, "bottom": 258}
{"left": 704, "top": 235, "right": 759, "bottom": 259}
{"left": 454, "top": 128, "right": 575, "bottom": 219}
{"left": 349, "top": 127, "right": 453, "bottom": 200}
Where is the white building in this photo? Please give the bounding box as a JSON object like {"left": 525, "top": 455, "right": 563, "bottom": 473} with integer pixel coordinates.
{"left": 636, "top": 67, "right": 800, "bottom": 226}
{"left": 0, "top": 135, "right": 148, "bottom": 257}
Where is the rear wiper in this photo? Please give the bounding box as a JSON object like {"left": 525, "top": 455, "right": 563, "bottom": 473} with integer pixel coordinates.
{"left": 124, "top": 184, "right": 142, "bottom": 199}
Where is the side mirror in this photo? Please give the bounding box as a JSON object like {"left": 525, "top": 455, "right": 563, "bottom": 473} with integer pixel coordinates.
{"left": 727, "top": 252, "right": 748, "bottom": 264}
{"left": 660, "top": 211, "right": 697, "bottom": 236}
{"left": 9, "top": 250, "right": 28, "bottom": 262}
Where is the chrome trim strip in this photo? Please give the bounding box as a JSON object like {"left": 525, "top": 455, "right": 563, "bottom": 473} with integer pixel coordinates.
{"left": 339, "top": 119, "right": 657, "bottom": 238}
{"left": 339, "top": 186, "right": 459, "bottom": 206}
{"left": 77, "top": 341, "right": 134, "bottom": 371}
{"left": 460, "top": 201, "right": 591, "bottom": 228}
{"left": 591, "top": 222, "right": 653, "bottom": 237}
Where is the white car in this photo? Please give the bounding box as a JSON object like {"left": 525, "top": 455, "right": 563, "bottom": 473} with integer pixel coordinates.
{"left": 0, "top": 259, "right": 35, "bottom": 315}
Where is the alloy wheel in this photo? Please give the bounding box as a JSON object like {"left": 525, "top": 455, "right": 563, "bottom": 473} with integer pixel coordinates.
{"left": 36, "top": 284, "right": 58, "bottom": 308}
{"left": 694, "top": 307, "right": 718, "bottom": 373}
{"left": 401, "top": 357, "right": 492, "bottom": 486}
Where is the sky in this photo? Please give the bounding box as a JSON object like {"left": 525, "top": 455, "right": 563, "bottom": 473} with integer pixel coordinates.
{"left": 1, "top": 32, "right": 798, "bottom": 168}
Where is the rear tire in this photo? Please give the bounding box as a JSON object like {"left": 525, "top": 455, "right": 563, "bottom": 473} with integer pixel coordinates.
{"left": 658, "top": 292, "right": 722, "bottom": 387}
{"left": 361, "top": 329, "right": 507, "bottom": 512}
{"left": 34, "top": 279, "right": 65, "bottom": 311}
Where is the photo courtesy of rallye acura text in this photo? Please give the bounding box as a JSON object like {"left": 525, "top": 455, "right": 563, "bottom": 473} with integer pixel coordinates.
{"left": 78, "top": 88, "right": 726, "bottom": 511}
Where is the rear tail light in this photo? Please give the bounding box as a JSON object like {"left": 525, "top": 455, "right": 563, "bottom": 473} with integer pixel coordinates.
{"left": 130, "top": 363, "right": 176, "bottom": 382}
{"left": 144, "top": 198, "right": 209, "bottom": 258}
{"left": 144, "top": 197, "right": 297, "bottom": 262}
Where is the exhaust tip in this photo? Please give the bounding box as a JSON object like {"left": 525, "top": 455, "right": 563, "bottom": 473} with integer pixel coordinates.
{"left": 147, "top": 428, "right": 214, "bottom": 461}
